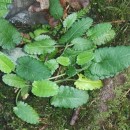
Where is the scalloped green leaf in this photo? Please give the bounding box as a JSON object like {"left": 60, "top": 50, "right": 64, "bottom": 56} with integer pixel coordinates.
{"left": 88, "top": 46, "right": 130, "bottom": 79}
{"left": 32, "top": 80, "right": 59, "bottom": 97}
{"left": 24, "top": 39, "right": 56, "bottom": 55}
{"left": 34, "top": 35, "right": 51, "bottom": 41}
{"left": 51, "top": 86, "right": 89, "bottom": 108}
{"left": 0, "top": 18, "right": 22, "bottom": 49}
{"left": 16, "top": 56, "right": 51, "bottom": 81}
{"left": 13, "top": 101, "right": 39, "bottom": 124}
{"left": 66, "top": 66, "right": 77, "bottom": 77}
{"left": 63, "top": 13, "right": 77, "bottom": 29}
{"left": 2, "top": 74, "right": 28, "bottom": 88}
{"left": 74, "top": 74, "right": 103, "bottom": 90}
{"left": 72, "top": 37, "right": 94, "bottom": 51}
{"left": 49, "top": 0, "right": 64, "bottom": 19}
{"left": 0, "top": 51, "right": 15, "bottom": 73}
{"left": 76, "top": 50, "right": 94, "bottom": 65}
{"left": 87, "top": 23, "right": 115, "bottom": 45}
{"left": 57, "top": 56, "right": 70, "bottom": 66}
{"left": 45, "top": 59, "right": 59, "bottom": 74}
{"left": 33, "top": 28, "right": 49, "bottom": 37}
{"left": 59, "top": 17, "right": 93, "bottom": 44}
{"left": 0, "top": 0, "right": 12, "bottom": 17}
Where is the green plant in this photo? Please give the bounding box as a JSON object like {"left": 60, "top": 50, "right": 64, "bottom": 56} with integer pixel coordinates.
{"left": 0, "top": 8, "right": 130, "bottom": 124}
{"left": 0, "top": 0, "right": 12, "bottom": 17}
{"left": 49, "top": 0, "right": 64, "bottom": 19}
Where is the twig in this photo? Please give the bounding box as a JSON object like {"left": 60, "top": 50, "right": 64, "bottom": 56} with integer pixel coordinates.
{"left": 39, "top": 124, "right": 48, "bottom": 130}
{"left": 110, "top": 20, "right": 126, "bottom": 24}
{"left": 123, "top": 88, "right": 130, "bottom": 97}
{"left": 70, "top": 107, "right": 80, "bottom": 126}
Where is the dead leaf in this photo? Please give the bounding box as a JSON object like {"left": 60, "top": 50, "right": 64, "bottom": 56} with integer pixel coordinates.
{"left": 60, "top": 0, "right": 67, "bottom": 7}
{"left": 36, "top": 0, "right": 49, "bottom": 10}
{"left": 28, "top": 0, "right": 49, "bottom": 12}
{"left": 67, "top": 0, "right": 90, "bottom": 10}
{"left": 48, "top": 16, "right": 59, "bottom": 27}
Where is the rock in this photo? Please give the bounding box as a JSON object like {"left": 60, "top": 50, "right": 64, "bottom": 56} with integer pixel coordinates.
{"left": 99, "top": 73, "right": 126, "bottom": 112}
{"left": 6, "top": 0, "right": 48, "bottom": 26}
{"left": 6, "top": 0, "right": 35, "bottom": 19}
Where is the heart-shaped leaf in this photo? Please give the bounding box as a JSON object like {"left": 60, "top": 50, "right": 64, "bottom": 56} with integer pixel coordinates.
{"left": 16, "top": 56, "right": 51, "bottom": 81}
{"left": 87, "top": 46, "right": 130, "bottom": 79}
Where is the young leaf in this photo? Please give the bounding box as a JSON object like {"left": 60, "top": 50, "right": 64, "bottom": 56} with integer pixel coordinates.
{"left": 24, "top": 39, "right": 56, "bottom": 55}
{"left": 66, "top": 66, "right": 77, "bottom": 77}
{"left": 16, "top": 56, "right": 51, "bottom": 81}
{"left": 0, "top": 18, "right": 22, "bottom": 49}
{"left": 13, "top": 101, "right": 39, "bottom": 124}
{"left": 74, "top": 74, "right": 103, "bottom": 90}
{"left": 21, "top": 86, "right": 29, "bottom": 98}
{"left": 49, "top": 0, "right": 64, "bottom": 19}
{"left": 34, "top": 34, "right": 51, "bottom": 41}
{"left": 32, "top": 80, "right": 59, "bottom": 97}
{"left": 77, "top": 7, "right": 90, "bottom": 19}
{"left": 87, "top": 23, "right": 115, "bottom": 45}
{"left": 0, "top": 51, "right": 15, "bottom": 73}
{"left": 57, "top": 56, "right": 70, "bottom": 66}
{"left": 51, "top": 86, "right": 89, "bottom": 108}
{"left": 45, "top": 59, "right": 59, "bottom": 74}
{"left": 2, "top": 74, "right": 28, "bottom": 88}
{"left": 62, "top": 48, "right": 82, "bottom": 64}
{"left": 72, "top": 37, "right": 94, "bottom": 51}
{"left": 88, "top": 46, "right": 130, "bottom": 79}
{"left": 59, "top": 17, "right": 93, "bottom": 44}
{"left": 34, "top": 28, "right": 49, "bottom": 37}
{"left": 63, "top": 13, "right": 77, "bottom": 29}
{"left": 76, "top": 50, "right": 94, "bottom": 65}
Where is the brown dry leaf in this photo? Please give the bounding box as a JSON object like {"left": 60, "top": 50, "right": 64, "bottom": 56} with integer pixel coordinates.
{"left": 48, "top": 16, "right": 59, "bottom": 27}
{"left": 21, "top": 33, "right": 30, "bottom": 39}
{"left": 36, "top": 0, "right": 49, "bottom": 10}
{"left": 67, "top": 0, "right": 90, "bottom": 10}
{"left": 60, "top": 0, "right": 67, "bottom": 7}
{"left": 28, "top": 0, "right": 49, "bottom": 12}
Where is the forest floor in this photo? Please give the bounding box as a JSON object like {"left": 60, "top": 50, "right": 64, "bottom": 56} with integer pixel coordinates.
{"left": 0, "top": 0, "right": 130, "bottom": 130}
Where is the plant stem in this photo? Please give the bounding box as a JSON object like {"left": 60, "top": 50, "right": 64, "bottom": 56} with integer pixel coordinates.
{"left": 15, "top": 89, "right": 21, "bottom": 105}
{"left": 55, "top": 78, "right": 76, "bottom": 83}
{"left": 55, "top": 45, "right": 65, "bottom": 48}
{"left": 55, "top": 43, "right": 74, "bottom": 48}
{"left": 77, "top": 66, "right": 89, "bottom": 72}
{"left": 48, "top": 73, "right": 66, "bottom": 80}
